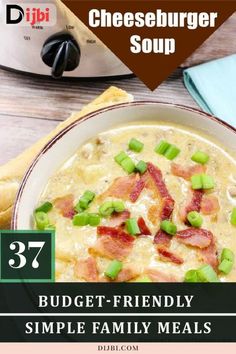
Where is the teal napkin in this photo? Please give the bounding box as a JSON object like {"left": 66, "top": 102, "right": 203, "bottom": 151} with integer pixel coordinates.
{"left": 183, "top": 54, "right": 236, "bottom": 127}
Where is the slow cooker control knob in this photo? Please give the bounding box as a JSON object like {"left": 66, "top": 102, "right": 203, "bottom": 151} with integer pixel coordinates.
{"left": 41, "top": 32, "right": 81, "bottom": 79}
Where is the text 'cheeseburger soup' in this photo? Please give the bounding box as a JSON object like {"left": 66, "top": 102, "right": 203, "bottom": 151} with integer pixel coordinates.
{"left": 34, "top": 122, "right": 236, "bottom": 282}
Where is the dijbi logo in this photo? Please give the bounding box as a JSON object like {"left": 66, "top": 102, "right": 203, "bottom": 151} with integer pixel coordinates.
{"left": 5, "top": 4, "right": 56, "bottom": 26}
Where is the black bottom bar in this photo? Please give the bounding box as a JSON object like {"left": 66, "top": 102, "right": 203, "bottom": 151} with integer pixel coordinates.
{"left": 0, "top": 315, "right": 235, "bottom": 342}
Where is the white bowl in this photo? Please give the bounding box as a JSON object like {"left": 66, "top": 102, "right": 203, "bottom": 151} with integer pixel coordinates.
{"left": 12, "top": 101, "right": 236, "bottom": 229}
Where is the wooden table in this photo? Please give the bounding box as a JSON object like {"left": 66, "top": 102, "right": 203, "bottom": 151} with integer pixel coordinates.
{"left": 0, "top": 13, "right": 235, "bottom": 165}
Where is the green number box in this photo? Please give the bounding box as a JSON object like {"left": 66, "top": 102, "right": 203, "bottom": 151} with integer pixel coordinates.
{"left": 0, "top": 230, "right": 55, "bottom": 282}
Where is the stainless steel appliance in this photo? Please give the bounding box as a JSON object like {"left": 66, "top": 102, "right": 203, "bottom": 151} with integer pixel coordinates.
{"left": 0, "top": 0, "right": 131, "bottom": 78}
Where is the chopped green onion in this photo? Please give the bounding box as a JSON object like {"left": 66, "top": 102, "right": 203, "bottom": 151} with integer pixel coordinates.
{"left": 74, "top": 204, "right": 84, "bottom": 213}
{"left": 191, "top": 174, "right": 214, "bottom": 190}
{"left": 73, "top": 212, "right": 89, "bottom": 226}
{"left": 136, "top": 160, "right": 147, "bottom": 174}
{"left": 99, "top": 200, "right": 125, "bottom": 217}
{"left": 73, "top": 212, "right": 100, "bottom": 227}
{"left": 185, "top": 266, "right": 219, "bottom": 283}
{"left": 79, "top": 196, "right": 90, "bottom": 210}
{"left": 218, "top": 259, "right": 233, "bottom": 274}
{"left": 114, "top": 150, "right": 136, "bottom": 174}
{"left": 126, "top": 218, "right": 140, "bottom": 235}
{"left": 230, "top": 207, "right": 236, "bottom": 226}
{"left": 105, "top": 260, "right": 123, "bottom": 280}
{"left": 35, "top": 211, "right": 50, "bottom": 230}
{"left": 154, "top": 140, "right": 180, "bottom": 160}
{"left": 154, "top": 140, "right": 171, "bottom": 155}
{"left": 113, "top": 200, "right": 125, "bottom": 213}
{"left": 83, "top": 190, "right": 95, "bottom": 201}
{"left": 114, "top": 151, "right": 127, "bottom": 165}
{"left": 185, "top": 265, "right": 219, "bottom": 283}
{"left": 191, "top": 151, "right": 209, "bottom": 165}
{"left": 187, "top": 211, "right": 203, "bottom": 228}
{"left": 88, "top": 213, "right": 101, "bottom": 226}
{"left": 197, "top": 264, "right": 219, "bottom": 282}
{"left": 129, "top": 138, "right": 144, "bottom": 153}
{"left": 135, "top": 275, "right": 152, "bottom": 282}
{"left": 201, "top": 174, "right": 215, "bottom": 190}
{"left": 45, "top": 224, "right": 56, "bottom": 231}
{"left": 120, "top": 156, "right": 136, "bottom": 174}
{"left": 191, "top": 174, "right": 203, "bottom": 190}
{"left": 99, "top": 201, "right": 114, "bottom": 217}
{"left": 77, "top": 190, "right": 95, "bottom": 210}
{"left": 160, "top": 220, "right": 177, "bottom": 236}
{"left": 79, "top": 192, "right": 95, "bottom": 210}
{"left": 164, "top": 145, "right": 181, "bottom": 160}
{"left": 35, "top": 201, "right": 53, "bottom": 213}
{"left": 184, "top": 269, "right": 199, "bottom": 283}
{"left": 221, "top": 248, "right": 234, "bottom": 263}
{"left": 219, "top": 248, "right": 234, "bottom": 275}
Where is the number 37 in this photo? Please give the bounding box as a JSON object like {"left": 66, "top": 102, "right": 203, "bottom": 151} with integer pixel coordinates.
{"left": 8, "top": 241, "right": 45, "bottom": 269}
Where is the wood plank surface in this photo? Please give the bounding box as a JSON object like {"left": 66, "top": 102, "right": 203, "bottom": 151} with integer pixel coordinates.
{"left": 0, "top": 68, "right": 196, "bottom": 121}
{"left": 182, "top": 13, "right": 236, "bottom": 67}
{"left": 0, "top": 68, "right": 197, "bottom": 165}
{"left": 0, "top": 114, "right": 58, "bottom": 165}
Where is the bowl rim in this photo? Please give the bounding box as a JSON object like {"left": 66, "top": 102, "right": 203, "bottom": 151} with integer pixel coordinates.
{"left": 12, "top": 100, "right": 236, "bottom": 229}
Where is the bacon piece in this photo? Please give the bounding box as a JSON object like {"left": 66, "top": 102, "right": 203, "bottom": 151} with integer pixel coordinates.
{"left": 180, "top": 189, "right": 204, "bottom": 222}
{"left": 129, "top": 173, "right": 147, "bottom": 202}
{"left": 161, "top": 196, "right": 175, "bottom": 220}
{"left": 147, "top": 162, "right": 171, "bottom": 199}
{"left": 157, "top": 246, "right": 184, "bottom": 265}
{"left": 154, "top": 229, "right": 171, "bottom": 247}
{"left": 54, "top": 194, "right": 75, "bottom": 219}
{"left": 107, "top": 210, "right": 130, "bottom": 227}
{"left": 201, "top": 195, "right": 220, "bottom": 215}
{"left": 97, "top": 226, "right": 135, "bottom": 243}
{"left": 186, "top": 190, "right": 204, "bottom": 214}
{"left": 137, "top": 217, "right": 151, "bottom": 235}
{"left": 100, "top": 174, "right": 138, "bottom": 200}
{"left": 94, "top": 226, "right": 135, "bottom": 260}
{"left": 148, "top": 200, "right": 174, "bottom": 224}
{"left": 171, "top": 163, "right": 206, "bottom": 180}
{"left": 146, "top": 269, "right": 178, "bottom": 282}
{"left": 115, "top": 267, "right": 139, "bottom": 282}
{"left": 176, "top": 228, "right": 212, "bottom": 249}
{"left": 147, "top": 162, "right": 175, "bottom": 220}
{"left": 199, "top": 238, "right": 218, "bottom": 270}
{"left": 91, "top": 234, "right": 133, "bottom": 260}
{"left": 75, "top": 257, "right": 98, "bottom": 282}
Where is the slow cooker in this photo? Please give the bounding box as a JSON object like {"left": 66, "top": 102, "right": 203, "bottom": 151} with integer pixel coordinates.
{"left": 0, "top": 0, "right": 131, "bottom": 78}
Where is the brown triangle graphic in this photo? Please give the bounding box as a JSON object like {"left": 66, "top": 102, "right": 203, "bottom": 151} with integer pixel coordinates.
{"left": 63, "top": 1, "right": 235, "bottom": 90}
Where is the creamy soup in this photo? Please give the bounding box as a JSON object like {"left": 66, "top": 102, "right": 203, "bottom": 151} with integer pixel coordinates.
{"left": 34, "top": 122, "right": 236, "bottom": 282}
